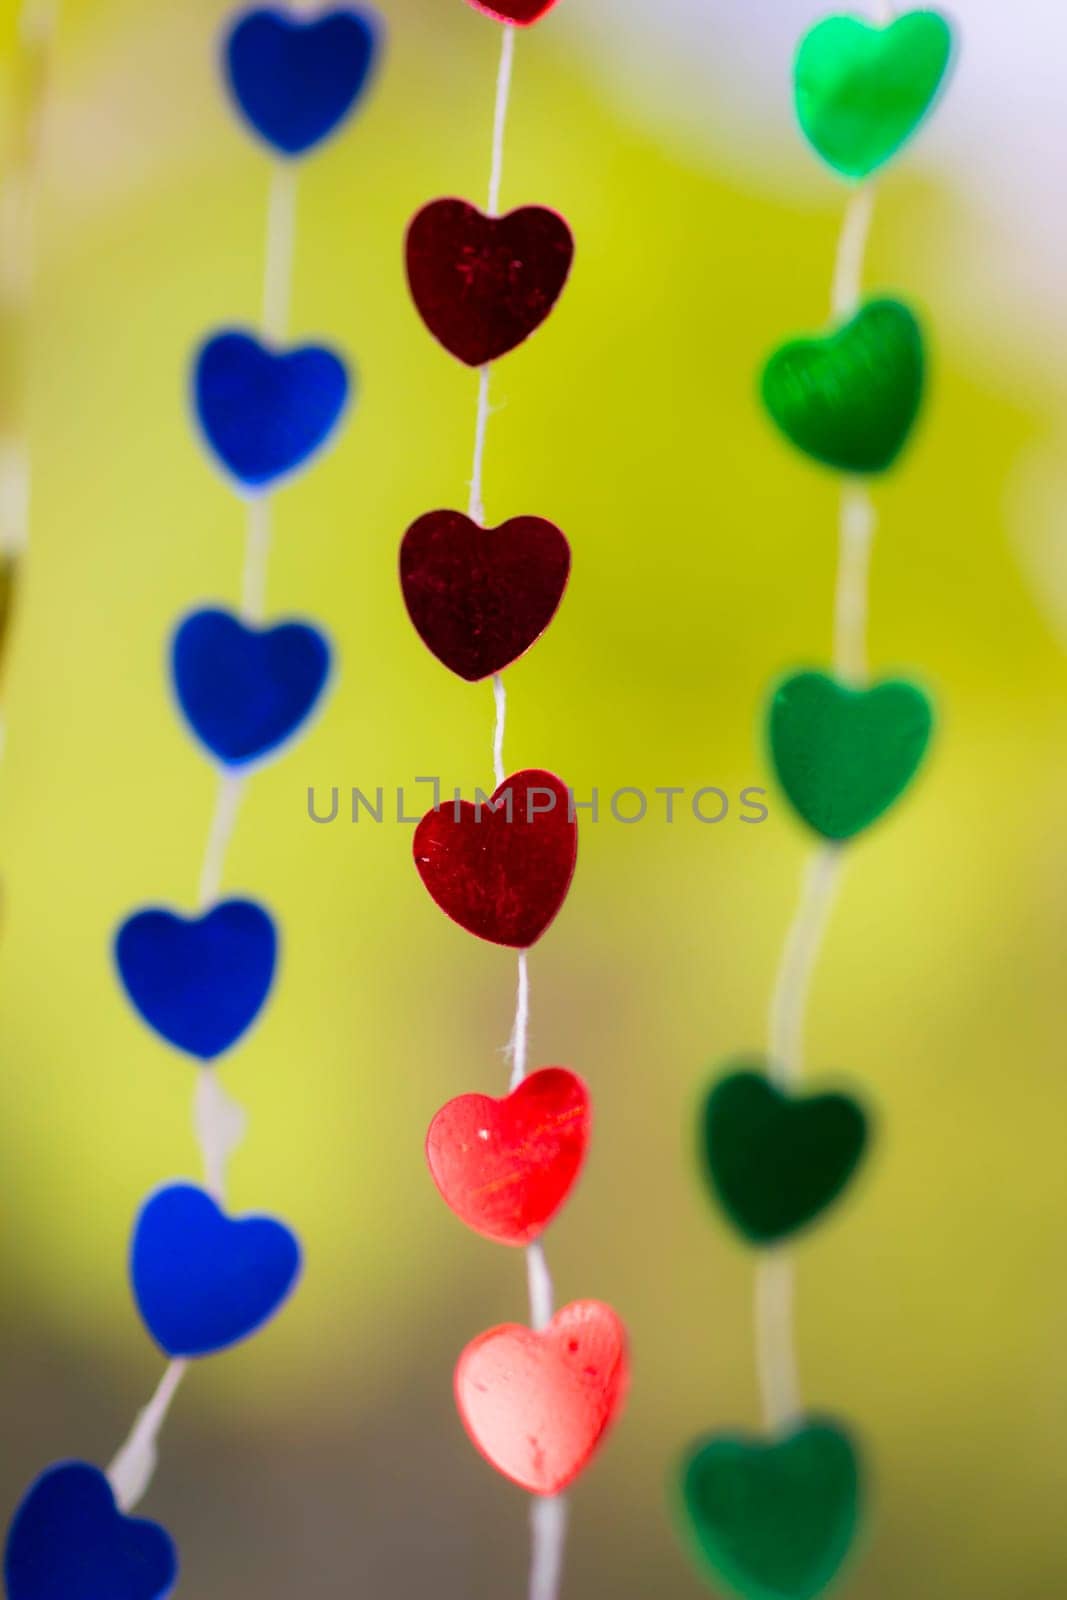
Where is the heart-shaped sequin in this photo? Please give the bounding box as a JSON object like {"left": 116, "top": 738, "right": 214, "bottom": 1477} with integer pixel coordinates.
{"left": 701, "top": 1064, "right": 869, "bottom": 1245}
{"left": 769, "top": 670, "right": 934, "bottom": 841}
{"left": 464, "top": 0, "right": 564, "bottom": 24}
{"left": 405, "top": 199, "right": 574, "bottom": 367}
{"left": 426, "top": 1067, "right": 590, "bottom": 1245}
{"left": 795, "top": 11, "right": 953, "bottom": 180}
{"left": 131, "top": 1183, "right": 301, "bottom": 1357}
{"left": 761, "top": 299, "right": 924, "bottom": 475}
{"left": 5, "top": 1461, "right": 177, "bottom": 1600}
{"left": 193, "top": 330, "right": 349, "bottom": 489}
{"left": 455, "top": 1300, "right": 629, "bottom": 1494}
{"left": 114, "top": 900, "right": 278, "bottom": 1061}
{"left": 680, "top": 1421, "right": 862, "bottom": 1600}
{"left": 413, "top": 769, "right": 577, "bottom": 948}
{"left": 400, "top": 509, "right": 570, "bottom": 681}
{"left": 172, "top": 607, "right": 331, "bottom": 767}
{"left": 224, "top": 6, "right": 381, "bottom": 157}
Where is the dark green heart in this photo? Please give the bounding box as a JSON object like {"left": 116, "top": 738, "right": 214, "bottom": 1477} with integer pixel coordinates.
{"left": 761, "top": 299, "right": 924, "bottom": 475}
{"left": 795, "top": 11, "right": 953, "bottom": 180}
{"left": 680, "top": 1421, "right": 862, "bottom": 1600}
{"left": 701, "top": 1064, "right": 868, "bottom": 1245}
{"left": 769, "top": 670, "right": 933, "bottom": 841}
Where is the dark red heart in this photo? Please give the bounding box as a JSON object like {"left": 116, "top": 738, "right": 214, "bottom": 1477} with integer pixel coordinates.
{"left": 405, "top": 199, "right": 574, "bottom": 367}
{"left": 464, "top": 0, "right": 564, "bottom": 24}
{"left": 455, "top": 1300, "right": 629, "bottom": 1495}
{"left": 400, "top": 510, "right": 570, "bottom": 682}
{"left": 413, "top": 769, "right": 576, "bottom": 948}
{"left": 426, "top": 1068, "right": 590, "bottom": 1245}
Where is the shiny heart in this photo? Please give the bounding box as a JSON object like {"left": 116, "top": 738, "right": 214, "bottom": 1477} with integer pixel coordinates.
{"left": 680, "top": 1421, "right": 862, "bottom": 1600}
{"left": 455, "top": 1300, "right": 629, "bottom": 1494}
{"left": 400, "top": 510, "right": 570, "bottom": 681}
{"left": 795, "top": 12, "right": 953, "bottom": 180}
{"left": 426, "top": 1067, "right": 590, "bottom": 1245}
{"left": 115, "top": 900, "right": 278, "bottom": 1060}
{"left": 769, "top": 670, "right": 933, "bottom": 840}
{"left": 193, "top": 330, "right": 349, "bottom": 489}
{"left": 172, "top": 607, "right": 331, "bottom": 766}
{"left": 701, "top": 1064, "right": 869, "bottom": 1245}
{"left": 224, "top": 6, "right": 381, "bottom": 157}
{"left": 413, "top": 769, "right": 576, "bottom": 948}
{"left": 761, "top": 299, "right": 924, "bottom": 475}
{"left": 131, "top": 1183, "right": 301, "bottom": 1357}
{"left": 5, "top": 1461, "right": 177, "bottom": 1600}
{"left": 405, "top": 199, "right": 574, "bottom": 366}
{"left": 464, "top": 0, "right": 564, "bottom": 24}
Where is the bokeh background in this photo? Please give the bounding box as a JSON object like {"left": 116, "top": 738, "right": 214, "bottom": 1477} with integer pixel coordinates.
{"left": 1, "top": 0, "right": 1066, "bottom": 1595}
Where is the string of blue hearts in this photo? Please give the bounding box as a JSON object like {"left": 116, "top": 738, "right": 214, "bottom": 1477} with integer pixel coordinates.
{"left": 2, "top": 10, "right": 382, "bottom": 1598}
{"left": 677, "top": 8, "right": 954, "bottom": 1600}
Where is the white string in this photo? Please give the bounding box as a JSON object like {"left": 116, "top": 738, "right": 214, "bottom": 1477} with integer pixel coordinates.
{"left": 528, "top": 1496, "right": 569, "bottom": 1600}
{"left": 492, "top": 672, "right": 507, "bottom": 787}
{"left": 194, "top": 1067, "right": 248, "bottom": 1201}
{"left": 767, "top": 845, "right": 844, "bottom": 1085}
{"left": 830, "top": 183, "right": 874, "bottom": 321}
{"left": 242, "top": 494, "right": 272, "bottom": 619}
{"left": 506, "top": 949, "right": 530, "bottom": 1088}
{"left": 505, "top": 946, "right": 562, "bottom": 1590}
{"left": 487, "top": 26, "right": 515, "bottom": 218}
{"left": 756, "top": 99, "right": 885, "bottom": 1432}
{"left": 262, "top": 163, "right": 298, "bottom": 343}
{"left": 197, "top": 769, "right": 246, "bottom": 909}
{"left": 754, "top": 1252, "right": 800, "bottom": 1430}
{"left": 107, "top": 1360, "right": 188, "bottom": 1512}
{"left": 468, "top": 363, "right": 491, "bottom": 525}
{"left": 465, "top": 22, "right": 512, "bottom": 531}
{"left": 834, "top": 484, "right": 875, "bottom": 683}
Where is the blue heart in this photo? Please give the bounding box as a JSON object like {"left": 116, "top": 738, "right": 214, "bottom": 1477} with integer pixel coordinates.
{"left": 115, "top": 900, "right": 277, "bottom": 1061}
{"left": 5, "top": 1461, "right": 177, "bottom": 1600}
{"left": 172, "top": 607, "right": 331, "bottom": 767}
{"left": 224, "top": 7, "right": 381, "bottom": 157}
{"left": 132, "top": 1183, "right": 302, "bottom": 1357}
{"left": 193, "top": 330, "right": 349, "bottom": 489}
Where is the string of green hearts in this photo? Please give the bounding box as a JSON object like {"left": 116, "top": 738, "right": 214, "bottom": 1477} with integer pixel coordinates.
{"left": 676, "top": 8, "right": 955, "bottom": 1600}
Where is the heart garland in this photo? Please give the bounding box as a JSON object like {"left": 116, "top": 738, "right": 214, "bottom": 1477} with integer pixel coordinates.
{"left": 701, "top": 1065, "right": 869, "bottom": 1247}
{"left": 677, "top": 11, "right": 955, "bottom": 1598}
{"left": 3, "top": 10, "right": 385, "bottom": 1595}
{"left": 402, "top": 7, "right": 628, "bottom": 1596}
{"left": 795, "top": 12, "right": 953, "bottom": 181}
{"left": 681, "top": 1423, "right": 862, "bottom": 1600}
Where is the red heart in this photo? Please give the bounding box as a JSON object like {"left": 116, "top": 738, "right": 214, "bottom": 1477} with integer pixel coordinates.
{"left": 405, "top": 199, "right": 574, "bottom": 367}
{"left": 400, "top": 510, "right": 570, "bottom": 682}
{"left": 426, "top": 1068, "right": 590, "bottom": 1245}
{"left": 413, "top": 769, "right": 577, "bottom": 948}
{"left": 455, "top": 1300, "right": 629, "bottom": 1494}
{"left": 464, "top": 0, "right": 565, "bottom": 24}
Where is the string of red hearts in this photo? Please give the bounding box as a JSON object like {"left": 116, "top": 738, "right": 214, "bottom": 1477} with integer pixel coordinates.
{"left": 401, "top": 2, "right": 629, "bottom": 1597}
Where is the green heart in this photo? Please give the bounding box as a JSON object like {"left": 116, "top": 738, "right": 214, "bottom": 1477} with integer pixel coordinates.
{"left": 761, "top": 299, "right": 924, "bottom": 475}
{"left": 701, "top": 1065, "right": 868, "bottom": 1246}
{"left": 679, "top": 1421, "right": 862, "bottom": 1600}
{"left": 795, "top": 12, "right": 954, "bottom": 180}
{"left": 769, "top": 670, "right": 933, "bottom": 840}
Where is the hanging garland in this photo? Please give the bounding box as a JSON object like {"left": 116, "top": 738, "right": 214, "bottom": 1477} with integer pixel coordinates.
{"left": 676, "top": 8, "right": 954, "bottom": 1599}
{"left": 401, "top": 2, "right": 628, "bottom": 1597}
{"left": 2, "top": 9, "right": 382, "bottom": 1597}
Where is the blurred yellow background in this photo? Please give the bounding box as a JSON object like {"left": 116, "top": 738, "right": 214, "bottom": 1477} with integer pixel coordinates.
{"left": 1, "top": 0, "right": 1065, "bottom": 1595}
